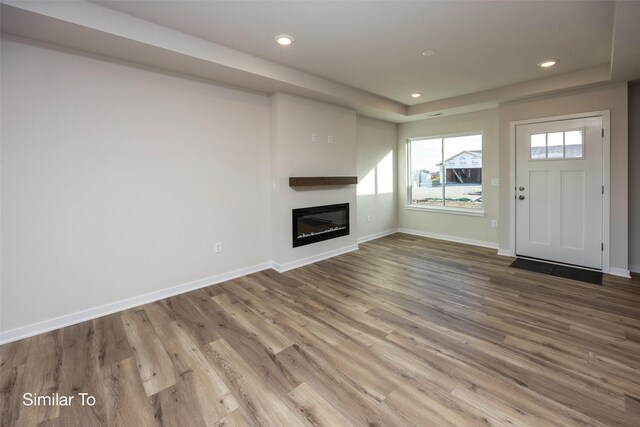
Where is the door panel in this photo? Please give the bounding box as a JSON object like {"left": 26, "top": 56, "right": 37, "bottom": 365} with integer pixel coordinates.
{"left": 528, "top": 171, "right": 550, "bottom": 245}
{"left": 560, "top": 171, "right": 585, "bottom": 250}
{"left": 516, "top": 116, "right": 602, "bottom": 269}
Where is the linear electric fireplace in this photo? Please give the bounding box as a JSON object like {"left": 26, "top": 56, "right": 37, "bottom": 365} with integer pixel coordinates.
{"left": 292, "top": 203, "right": 349, "bottom": 248}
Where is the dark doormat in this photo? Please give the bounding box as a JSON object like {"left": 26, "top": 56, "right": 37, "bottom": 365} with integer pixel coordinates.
{"left": 510, "top": 258, "right": 603, "bottom": 285}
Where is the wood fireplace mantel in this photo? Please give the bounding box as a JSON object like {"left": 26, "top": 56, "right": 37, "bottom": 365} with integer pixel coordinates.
{"left": 289, "top": 176, "right": 358, "bottom": 187}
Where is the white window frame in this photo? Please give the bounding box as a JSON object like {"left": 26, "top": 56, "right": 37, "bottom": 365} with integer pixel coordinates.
{"left": 405, "top": 132, "right": 485, "bottom": 217}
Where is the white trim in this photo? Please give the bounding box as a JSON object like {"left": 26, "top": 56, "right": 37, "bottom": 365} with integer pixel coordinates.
{"left": 272, "top": 244, "right": 359, "bottom": 273}
{"left": 507, "top": 111, "right": 610, "bottom": 127}
{"left": 0, "top": 261, "right": 272, "bottom": 345}
{"left": 405, "top": 131, "right": 484, "bottom": 211}
{"left": 509, "top": 121, "right": 517, "bottom": 259}
{"left": 602, "top": 111, "right": 611, "bottom": 273}
{"left": 497, "top": 248, "right": 516, "bottom": 257}
{"left": 407, "top": 130, "right": 484, "bottom": 141}
{"left": 0, "top": 242, "right": 365, "bottom": 344}
{"left": 608, "top": 268, "right": 632, "bottom": 279}
{"left": 508, "top": 110, "right": 612, "bottom": 273}
{"left": 358, "top": 229, "right": 398, "bottom": 244}
{"left": 629, "top": 264, "right": 640, "bottom": 274}
{"left": 397, "top": 228, "right": 498, "bottom": 250}
{"left": 405, "top": 205, "right": 485, "bottom": 217}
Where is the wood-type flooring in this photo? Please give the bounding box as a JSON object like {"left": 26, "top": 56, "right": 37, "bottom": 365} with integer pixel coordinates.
{"left": 2, "top": 233, "right": 640, "bottom": 426}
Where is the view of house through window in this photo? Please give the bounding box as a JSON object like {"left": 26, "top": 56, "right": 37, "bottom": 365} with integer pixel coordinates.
{"left": 530, "top": 130, "right": 583, "bottom": 160}
{"left": 409, "top": 134, "right": 483, "bottom": 210}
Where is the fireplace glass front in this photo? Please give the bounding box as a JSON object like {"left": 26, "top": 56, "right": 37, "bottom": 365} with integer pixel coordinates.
{"left": 292, "top": 203, "right": 349, "bottom": 248}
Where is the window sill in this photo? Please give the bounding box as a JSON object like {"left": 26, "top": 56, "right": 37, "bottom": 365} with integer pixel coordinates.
{"left": 404, "top": 205, "right": 486, "bottom": 217}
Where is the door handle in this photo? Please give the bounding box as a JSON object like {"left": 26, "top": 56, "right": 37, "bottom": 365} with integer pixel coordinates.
{"left": 519, "top": 186, "right": 525, "bottom": 191}
{"left": 519, "top": 195, "right": 525, "bottom": 200}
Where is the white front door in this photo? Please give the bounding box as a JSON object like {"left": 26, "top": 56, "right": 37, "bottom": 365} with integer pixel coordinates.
{"left": 515, "top": 116, "right": 603, "bottom": 269}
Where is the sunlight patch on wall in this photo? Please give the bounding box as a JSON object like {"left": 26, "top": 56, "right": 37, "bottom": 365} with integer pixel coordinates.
{"left": 376, "top": 151, "right": 393, "bottom": 194}
{"left": 357, "top": 169, "right": 376, "bottom": 196}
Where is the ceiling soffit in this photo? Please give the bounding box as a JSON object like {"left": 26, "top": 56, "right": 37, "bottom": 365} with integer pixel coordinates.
{"left": 1, "top": 1, "right": 633, "bottom": 122}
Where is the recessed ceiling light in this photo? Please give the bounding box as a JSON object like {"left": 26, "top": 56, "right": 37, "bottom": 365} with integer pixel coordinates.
{"left": 275, "top": 34, "right": 294, "bottom": 46}
{"left": 411, "top": 93, "right": 422, "bottom": 98}
{"left": 538, "top": 59, "right": 558, "bottom": 68}
{"left": 422, "top": 49, "right": 437, "bottom": 57}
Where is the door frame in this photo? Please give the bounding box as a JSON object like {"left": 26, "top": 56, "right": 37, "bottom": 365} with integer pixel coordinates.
{"left": 508, "top": 110, "right": 610, "bottom": 273}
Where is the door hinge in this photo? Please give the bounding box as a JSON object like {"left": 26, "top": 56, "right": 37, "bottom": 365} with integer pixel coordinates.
{"left": 602, "top": 185, "right": 604, "bottom": 195}
{"left": 601, "top": 243, "right": 604, "bottom": 251}
{"left": 602, "top": 128, "right": 604, "bottom": 138}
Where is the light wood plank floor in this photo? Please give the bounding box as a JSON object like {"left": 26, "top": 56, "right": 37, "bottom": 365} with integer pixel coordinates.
{"left": 2, "top": 233, "right": 640, "bottom": 426}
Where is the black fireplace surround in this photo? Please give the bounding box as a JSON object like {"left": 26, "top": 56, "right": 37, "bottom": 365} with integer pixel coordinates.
{"left": 292, "top": 203, "right": 349, "bottom": 248}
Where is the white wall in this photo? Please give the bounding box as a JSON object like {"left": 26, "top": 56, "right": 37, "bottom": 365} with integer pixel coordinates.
{"left": 498, "top": 83, "right": 629, "bottom": 274}
{"left": 356, "top": 116, "right": 397, "bottom": 241}
{"left": 270, "top": 93, "right": 358, "bottom": 269}
{"left": 629, "top": 84, "right": 640, "bottom": 273}
{"left": 397, "top": 109, "right": 500, "bottom": 247}
{"left": 1, "top": 39, "right": 272, "bottom": 335}
{"left": 3, "top": 38, "right": 632, "bottom": 343}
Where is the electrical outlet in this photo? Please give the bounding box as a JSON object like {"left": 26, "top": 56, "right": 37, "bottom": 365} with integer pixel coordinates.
{"left": 311, "top": 133, "right": 318, "bottom": 142}
{"left": 328, "top": 135, "right": 333, "bottom": 144}
{"left": 215, "top": 242, "right": 223, "bottom": 253}
{"left": 366, "top": 215, "right": 371, "bottom": 223}
{"left": 491, "top": 220, "right": 498, "bottom": 228}
{"left": 491, "top": 178, "right": 499, "bottom": 186}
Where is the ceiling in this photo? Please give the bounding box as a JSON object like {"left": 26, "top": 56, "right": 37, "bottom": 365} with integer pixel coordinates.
{"left": 2, "top": 1, "right": 640, "bottom": 122}
{"left": 92, "top": 0, "right": 614, "bottom": 105}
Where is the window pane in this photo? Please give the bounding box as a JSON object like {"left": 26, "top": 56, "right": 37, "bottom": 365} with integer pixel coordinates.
{"left": 531, "top": 133, "right": 546, "bottom": 159}
{"left": 565, "top": 130, "right": 583, "bottom": 158}
{"left": 442, "top": 134, "right": 482, "bottom": 210}
{"left": 547, "top": 132, "right": 564, "bottom": 158}
{"left": 410, "top": 138, "right": 443, "bottom": 207}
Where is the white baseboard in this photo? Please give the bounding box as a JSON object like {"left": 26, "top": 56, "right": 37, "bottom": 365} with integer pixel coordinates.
{"left": 608, "top": 267, "right": 632, "bottom": 278}
{"left": 272, "top": 244, "right": 359, "bottom": 273}
{"left": 7, "top": 236, "right": 628, "bottom": 344}
{"left": 497, "top": 248, "right": 516, "bottom": 257}
{"left": 357, "top": 229, "right": 398, "bottom": 244}
{"left": 629, "top": 264, "right": 640, "bottom": 274}
{"left": 0, "top": 261, "right": 272, "bottom": 345}
{"left": 397, "top": 228, "right": 499, "bottom": 250}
